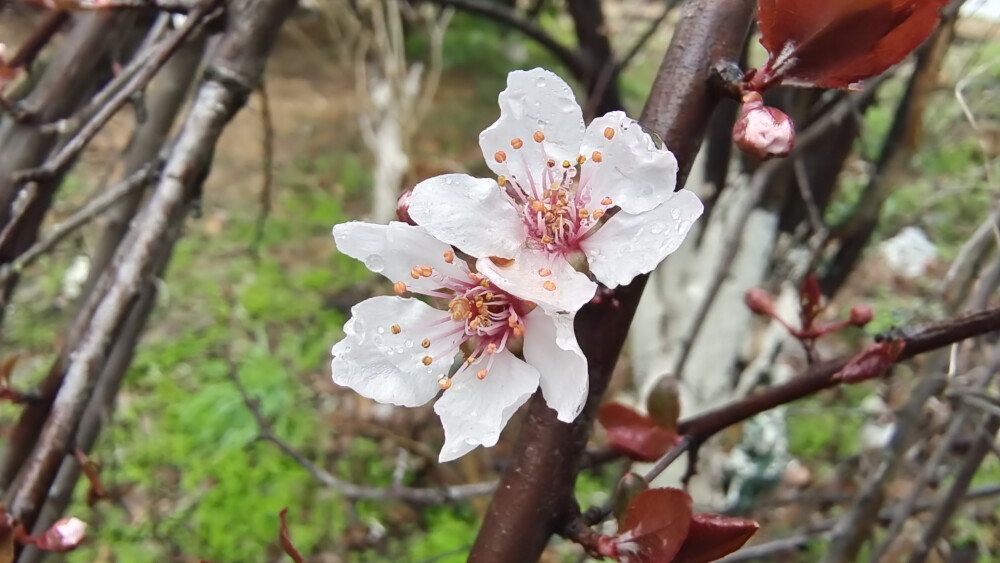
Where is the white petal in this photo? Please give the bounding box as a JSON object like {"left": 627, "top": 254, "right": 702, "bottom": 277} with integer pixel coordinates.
{"left": 409, "top": 174, "right": 526, "bottom": 259}
{"left": 580, "top": 190, "right": 703, "bottom": 288}
{"left": 475, "top": 249, "right": 596, "bottom": 314}
{"left": 434, "top": 350, "right": 539, "bottom": 462}
{"left": 579, "top": 112, "right": 678, "bottom": 214}
{"left": 479, "top": 69, "right": 585, "bottom": 190}
{"left": 522, "top": 310, "right": 588, "bottom": 423}
{"left": 332, "top": 221, "right": 469, "bottom": 291}
{"left": 331, "top": 296, "right": 463, "bottom": 407}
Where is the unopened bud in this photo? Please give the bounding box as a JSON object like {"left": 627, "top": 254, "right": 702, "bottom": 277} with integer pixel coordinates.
{"left": 745, "top": 287, "right": 775, "bottom": 316}
{"left": 849, "top": 304, "right": 874, "bottom": 327}
{"left": 33, "top": 517, "right": 87, "bottom": 553}
{"left": 612, "top": 472, "right": 649, "bottom": 525}
{"left": 646, "top": 375, "right": 681, "bottom": 431}
{"left": 396, "top": 189, "right": 415, "bottom": 226}
{"left": 732, "top": 92, "right": 795, "bottom": 160}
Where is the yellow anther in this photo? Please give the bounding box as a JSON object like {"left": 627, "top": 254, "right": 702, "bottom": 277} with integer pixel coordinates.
{"left": 477, "top": 369, "right": 488, "bottom": 380}
{"left": 533, "top": 131, "right": 545, "bottom": 142}
{"left": 538, "top": 268, "right": 552, "bottom": 277}
{"left": 495, "top": 150, "right": 507, "bottom": 163}
{"left": 542, "top": 235, "right": 553, "bottom": 244}
{"left": 531, "top": 200, "right": 546, "bottom": 213}
{"left": 511, "top": 138, "right": 524, "bottom": 149}
{"left": 576, "top": 154, "right": 586, "bottom": 164}
{"left": 443, "top": 250, "right": 454, "bottom": 263}
{"left": 487, "top": 343, "right": 497, "bottom": 354}
{"left": 394, "top": 281, "right": 407, "bottom": 295}
{"left": 475, "top": 298, "right": 485, "bottom": 308}
{"left": 604, "top": 127, "right": 615, "bottom": 140}
{"left": 508, "top": 316, "right": 518, "bottom": 328}
{"left": 438, "top": 377, "right": 452, "bottom": 390}
{"left": 422, "top": 356, "right": 433, "bottom": 366}
{"left": 419, "top": 265, "right": 432, "bottom": 277}
{"left": 421, "top": 338, "right": 431, "bottom": 348}
{"left": 547, "top": 159, "right": 556, "bottom": 168}
{"left": 449, "top": 297, "right": 472, "bottom": 321}
{"left": 470, "top": 317, "right": 481, "bottom": 330}
{"left": 592, "top": 209, "right": 605, "bottom": 220}
{"left": 390, "top": 324, "right": 401, "bottom": 335}
{"left": 498, "top": 175, "right": 507, "bottom": 187}
{"left": 481, "top": 279, "right": 490, "bottom": 288}
{"left": 543, "top": 280, "right": 556, "bottom": 291}
{"left": 578, "top": 209, "right": 590, "bottom": 219}
{"left": 592, "top": 150, "right": 603, "bottom": 163}
{"left": 601, "top": 197, "right": 613, "bottom": 206}
{"left": 513, "top": 324, "right": 525, "bottom": 337}
{"left": 484, "top": 292, "right": 494, "bottom": 301}
{"left": 562, "top": 160, "right": 571, "bottom": 168}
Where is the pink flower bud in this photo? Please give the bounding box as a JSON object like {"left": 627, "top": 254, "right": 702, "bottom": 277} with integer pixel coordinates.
{"left": 396, "top": 189, "right": 415, "bottom": 226}
{"left": 732, "top": 92, "right": 795, "bottom": 160}
{"left": 33, "top": 517, "right": 87, "bottom": 553}
{"left": 744, "top": 287, "right": 775, "bottom": 316}
{"left": 849, "top": 304, "right": 874, "bottom": 327}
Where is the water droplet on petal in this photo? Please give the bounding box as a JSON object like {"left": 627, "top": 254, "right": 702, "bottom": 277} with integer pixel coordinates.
{"left": 364, "top": 254, "right": 385, "bottom": 273}
{"left": 377, "top": 326, "right": 385, "bottom": 335}
{"left": 651, "top": 223, "right": 665, "bottom": 234}
{"left": 670, "top": 208, "right": 681, "bottom": 220}
{"left": 535, "top": 76, "right": 546, "bottom": 88}
{"left": 395, "top": 345, "right": 405, "bottom": 353}
{"left": 444, "top": 177, "right": 453, "bottom": 185}
{"left": 404, "top": 339, "right": 414, "bottom": 348}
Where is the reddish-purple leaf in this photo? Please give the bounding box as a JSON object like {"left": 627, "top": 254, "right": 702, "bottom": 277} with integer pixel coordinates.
{"left": 753, "top": 0, "right": 950, "bottom": 90}
{"left": 613, "top": 488, "right": 693, "bottom": 563}
{"left": 672, "top": 513, "right": 759, "bottom": 563}
{"left": 278, "top": 508, "right": 305, "bottom": 563}
{"left": 834, "top": 340, "right": 906, "bottom": 383}
{"left": 799, "top": 273, "right": 822, "bottom": 332}
{"left": 598, "top": 402, "right": 681, "bottom": 462}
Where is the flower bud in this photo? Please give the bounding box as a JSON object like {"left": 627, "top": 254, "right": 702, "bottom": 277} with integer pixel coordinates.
{"left": 849, "top": 304, "right": 874, "bottom": 327}
{"left": 732, "top": 92, "right": 795, "bottom": 160}
{"left": 396, "top": 189, "right": 416, "bottom": 226}
{"left": 612, "top": 472, "right": 649, "bottom": 525}
{"left": 744, "top": 287, "right": 775, "bottom": 316}
{"left": 33, "top": 517, "right": 87, "bottom": 553}
{"left": 646, "top": 375, "right": 681, "bottom": 431}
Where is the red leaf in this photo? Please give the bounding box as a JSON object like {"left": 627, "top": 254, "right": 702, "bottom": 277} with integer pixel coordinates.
{"left": 614, "top": 488, "right": 694, "bottom": 563}
{"left": 672, "top": 513, "right": 759, "bottom": 563}
{"left": 754, "top": 0, "right": 949, "bottom": 90}
{"left": 278, "top": 508, "right": 305, "bottom": 563}
{"left": 798, "top": 273, "right": 823, "bottom": 332}
{"left": 834, "top": 339, "right": 906, "bottom": 383}
{"left": 598, "top": 402, "right": 681, "bottom": 462}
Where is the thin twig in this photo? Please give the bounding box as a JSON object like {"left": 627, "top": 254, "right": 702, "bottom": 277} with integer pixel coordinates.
{"left": 616, "top": 0, "right": 683, "bottom": 72}
{"left": 250, "top": 82, "right": 274, "bottom": 258}
{"left": 226, "top": 363, "right": 496, "bottom": 503}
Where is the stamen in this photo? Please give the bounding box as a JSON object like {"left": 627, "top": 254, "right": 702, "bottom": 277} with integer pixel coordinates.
{"left": 498, "top": 175, "right": 507, "bottom": 186}
{"left": 477, "top": 369, "right": 488, "bottom": 380}
{"left": 604, "top": 127, "right": 615, "bottom": 140}
{"left": 394, "top": 281, "right": 407, "bottom": 295}
{"left": 421, "top": 338, "right": 431, "bottom": 348}
{"left": 511, "top": 138, "right": 524, "bottom": 149}
{"left": 438, "top": 377, "right": 452, "bottom": 390}
{"left": 543, "top": 280, "right": 556, "bottom": 291}
{"left": 592, "top": 209, "right": 605, "bottom": 220}
{"left": 422, "top": 356, "right": 433, "bottom": 366}
{"left": 576, "top": 154, "right": 586, "bottom": 165}
{"left": 419, "top": 265, "right": 433, "bottom": 277}
{"left": 443, "top": 250, "right": 454, "bottom": 263}
{"left": 562, "top": 160, "right": 571, "bottom": 169}
{"left": 486, "top": 343, "right": 497, "bottom": 354}
{"left": 533, "top": 131, "right": 545, "bottom": 142}
{"left": 547, "top": 159, "right": 555, "bottom": 168}
{"left": 601, "top": 197, "right": 613, "bottom": 206}
{"left": 410, "top": 267, "right": 421, "bottom": 279}
{"left": 592, "top": 150, "right": 603, "bottom": 162}
{"left": 390, "top": 324, "right": 401, "bottom": 334}
{"left": 538, "top": 268, "right": 552, "bottom": 277}
{"left": 494, "top": 151, "right": 507, "bottom": 163}
{"left": 578, "top": 209, "right": 589, "bottom": 219}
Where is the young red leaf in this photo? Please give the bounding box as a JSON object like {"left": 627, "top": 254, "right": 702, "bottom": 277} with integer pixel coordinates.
{"left": 753, "top": 0, "right": 950, "bottom": 90}
{"left": 612, "top": 488, "right": 694, "bottom": 563}
{"left": 598, "top": 402, "right": 681, "bottom": 462}
{"left": 671, "top": 513, "right": 759, "bottom": 563}
{"left": 278, "top": 508, "right": 305, "bottom": 563}
{"left": 834, "top": 339, "right": 906, "bottom": 383}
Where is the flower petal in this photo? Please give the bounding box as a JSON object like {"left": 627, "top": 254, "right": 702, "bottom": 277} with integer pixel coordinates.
{"left": 434, "top": 350, "right": 540, "bottom": 461}
{"left": 332, "top": 221, "right": 469, "bottom": 292}
{"left": 479, "top": 68, "right": 585, "bottom": 191}
{"left": 331, "top": 296, "right": 463, "bottom": 407}
{"left": 409, "top": 174, "right": 526, "bottom": 259}
{"left": 580, "top": 190, "right": 703, "bottom": 288}
{"left": 522, "top": 310, "right": 588, "bottom": 423}
{"left": 476, "top": 248, "right": 597, "bottom": 314}
{"left": 580, "top": 112, "right": 678, "bottom": 214}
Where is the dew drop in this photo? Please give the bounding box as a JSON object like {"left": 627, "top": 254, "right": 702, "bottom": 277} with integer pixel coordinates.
{"left": 535, "top": 76, "right": 546, "bottom": 88}
{"left": 377, "top": 326, "right": 385, "bottom": 334}
{"left": 670, "top": 208, "right": 681, "bottom": 220}
{"left": 374, "top": 337, "right": 383, "bottom": 347}
{"left": 651, "top": 223, "right": 665, "bottom": 235}
{"left": 343, "top": 345, "right": 352, "bottom": 353}
{"left": 364, "top": 254, "right": 385, "bottom": 273}
{"left": 395, "top": 345, "right": 405, "bottom": 354}
{"left": 404, "top": 339, "right": 414, "bottom": 348}
{"left": 386, "top": 348, "right": 395, "bottom": 356}
{"left": 444, "top": 177, "right": 453, "bottom": 185}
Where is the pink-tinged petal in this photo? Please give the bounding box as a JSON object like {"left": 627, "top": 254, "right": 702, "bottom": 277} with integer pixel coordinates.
{"left": 523, "top": 310, "right": 588, "bottom": 423}
{"left": 331, "top": 296, "right": 463, "bottom": 407}
{"left": 581, "top": 190, "right": 703, "bottom": 288}
{"left": 434, "top": 350, "right": 540, "bottom": 461}
{"left": 479, "top": 68, "right": 585, "bottom": 190}
{"left": 580, "top": 112, "right": 678, "bottom": 214}
{"left": 475, "top": 249, "right": 596, "bottom": 314}
{"left": 409, "top": 174, "right": 526, "bottom": 259}
{"left": 332, "top": 221, "right": 468, "bottom": 292}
